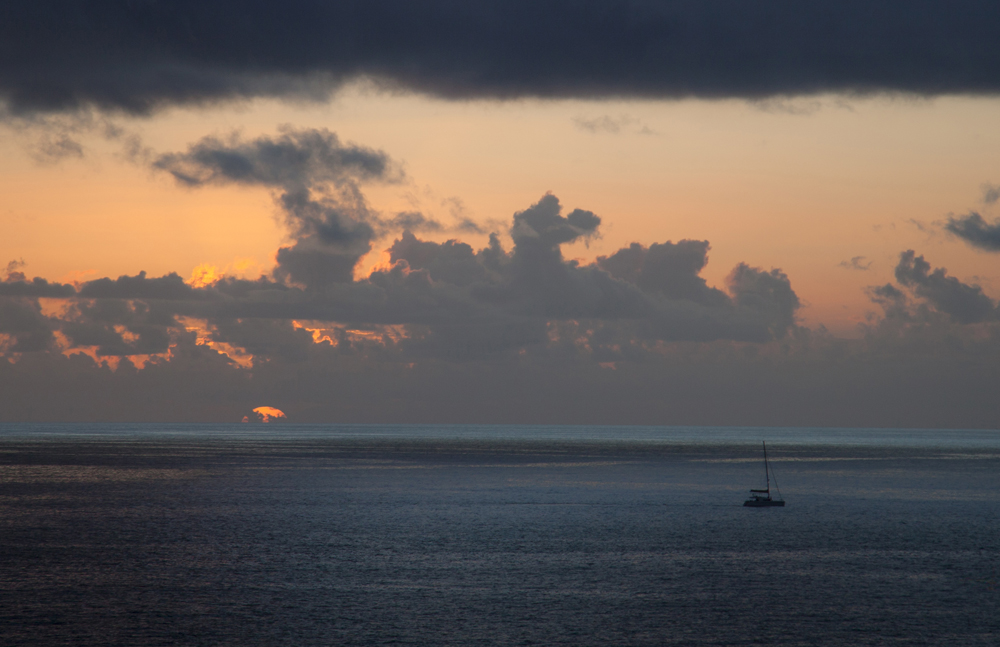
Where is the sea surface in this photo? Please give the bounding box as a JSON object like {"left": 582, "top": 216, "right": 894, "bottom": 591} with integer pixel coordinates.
{"left": 1, "top": 424, "right": 998, "bottom": 646}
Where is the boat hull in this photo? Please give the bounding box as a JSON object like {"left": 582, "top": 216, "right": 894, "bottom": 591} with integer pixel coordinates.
{"left": 744, "top": 499, "right": 785, "bottom": 507}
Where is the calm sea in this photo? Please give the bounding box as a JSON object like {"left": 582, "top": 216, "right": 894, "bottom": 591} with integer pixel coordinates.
{"left": 1, "top": 424, "right": 998, "bottom": 646}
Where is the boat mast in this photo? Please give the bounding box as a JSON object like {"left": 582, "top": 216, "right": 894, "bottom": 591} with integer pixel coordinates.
{"left": 749, "top": 441, "right": 772, "bottom": 497}
{"left": 763, "top": 441, "right": 770, "bottom": 494}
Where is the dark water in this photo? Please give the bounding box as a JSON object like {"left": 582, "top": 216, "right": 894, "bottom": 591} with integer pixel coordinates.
{"left": 1, "top": 424, "right": 998, "bottom": 645}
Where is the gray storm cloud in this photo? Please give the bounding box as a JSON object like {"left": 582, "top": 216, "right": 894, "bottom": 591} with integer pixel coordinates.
{"left": 3, "top": 1, "right": 1000, "bottom": 117}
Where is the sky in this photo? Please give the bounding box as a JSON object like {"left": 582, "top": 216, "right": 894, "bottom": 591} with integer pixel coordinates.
{"left": 1, "top": 1, "right": 998, "bottom": 426}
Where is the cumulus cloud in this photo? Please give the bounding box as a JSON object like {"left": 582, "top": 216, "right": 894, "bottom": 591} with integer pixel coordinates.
{"left": 154, "top": 127, "right": 408, "bottom": 288}
{"left": 727, "top": 264, "right": 801, "bottom": 338}
{"left": 0, "top": 191, "right": 807, "bottom": 369}
{"left": 867, "top": 283, "right": 911, "bottom": 321}
{"left": 1, "top": 261, "right": 76, "bottom": 298}
{"left": 944, "top": 212, "right": 1000, "bottom": 252}
{"left": 0, "top": 277, "right": 75, "bottom": 298}
{"left": 2, "top": 121, "right": 998, "bottom": 426}
{"left": 2, "top": 241, "right": 999, "bottom": 428}
{"left": 3, "top": 1, "right": 1000, "bottom": 117}
{"left": 597, "top": 240, "right": 728, "bottom": 305}
{"left": 0, "top": 297, "right": 56, "bottom": 353}
{"left": 888, "top": 250, "right": 997, "bottom": 324}
{"left": 78, "top": 271, "right": 201, "bottom": 300}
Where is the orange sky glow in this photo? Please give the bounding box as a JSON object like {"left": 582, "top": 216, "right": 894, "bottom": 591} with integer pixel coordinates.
{"left": 3, "top": 4, "right": 1000, "bottom": 427}
{"left": 3, "top": 90, "right": 998, "bottom": 339}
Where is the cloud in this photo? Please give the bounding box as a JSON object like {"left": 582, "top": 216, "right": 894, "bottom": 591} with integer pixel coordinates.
{"left": 0, "top": 263, "right": 76, "bottom": 298}
{"left": 892, "top": 250, "right": 997, "bottom": 323}
{"left": 727, "top": 264, "right": 801, "bottom": 339}
{"left": 0, "top": 192, "right": 808, "bottom": 369}
{"left": 31, "top": 133, "right": 84, "bottom": 162}
{"left": 154, "top": 127, "right": 407, "bottom": 288}
{"left": 839, "top": 256, "right": 872, "bottom": 271}
{"left": 2, "top": 116, "right": 998, "bottom": 426}
{"left": 747, "top": 97, "right": 825, "bottom": 116}
{"left": 4, "top": 1, "right": 1000, "bottom": 117}
{"left": 59, "top": 296, "right": 179, "bottom": 357}
{"left": 944, "top": 212, "right": 1000, "bottom": 252}
{"left": 597, "top": 240, "right": 731, "bottom": 306}
{"left": 2, "top": 245, "right": 999, "bottom": 428}
{"left": 3, "top": 309, "right": 999, "bottom": 428}
{"left": 153, "top": 127, "right": 395, "bottom": 191}
{"left": 0, "top": 297, "right": 56, "bottom": 353}
{"left": 574, "top": 115, "right": 630, "bottom": 134}
{"left": 982, "top": 183, "right": 1000, "bottom": 205}
{"left": 866, "top": 282, "right": 913, "bottom": 326}
{"left": 78, "top": 271, "right": 201, "bottom": 300}
{"left": 573, "top": 115, "right": 656, "bottom": 135}
{"left": 5, "top": 259, "right": 26, "bottom": 281}
{"left": 382, "top": 211, "right": 444, "bottom": 234}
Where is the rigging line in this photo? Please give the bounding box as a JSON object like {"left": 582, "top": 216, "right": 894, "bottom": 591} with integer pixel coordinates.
{"left": 763, "top": 441, "right": 770, "bottom": 492}
{"left": 770, "top": 456, "right": 783, "bottom": 500}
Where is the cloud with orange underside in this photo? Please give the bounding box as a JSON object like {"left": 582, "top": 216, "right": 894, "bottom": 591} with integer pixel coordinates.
{"left": 177, "top": 316, "right": 254, "bottom": 368}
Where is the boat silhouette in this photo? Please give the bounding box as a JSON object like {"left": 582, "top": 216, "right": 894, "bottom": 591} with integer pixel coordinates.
{"left": 744, "top": 441, "right": 785, "bottom": 507}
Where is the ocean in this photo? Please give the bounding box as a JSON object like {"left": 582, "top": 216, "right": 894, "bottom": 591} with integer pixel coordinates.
{"left": 1, "top": 424, "right": 998, "bottom": 645}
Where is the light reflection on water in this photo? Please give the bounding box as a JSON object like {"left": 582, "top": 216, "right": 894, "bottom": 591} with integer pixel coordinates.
{"left": 1, "top": 422, "right": 999, "bottom": 448}
{"left": 0, "top": 425, "right": 998, "bottom": 645}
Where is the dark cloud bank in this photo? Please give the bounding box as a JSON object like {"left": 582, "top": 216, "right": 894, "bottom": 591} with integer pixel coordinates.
{"left": 1, "top": 128, "right": 998, "bottom": 427}
{"left": 4, "top": 1, "right": 1000, "bottom": 116}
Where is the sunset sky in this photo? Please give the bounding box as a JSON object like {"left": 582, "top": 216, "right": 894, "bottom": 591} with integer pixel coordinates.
{"left": 1, "top": 1, "right": 998, "bottom": 426}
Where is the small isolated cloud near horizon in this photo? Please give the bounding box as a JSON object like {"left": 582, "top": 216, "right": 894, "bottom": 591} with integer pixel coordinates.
{"left": 573, "top": 115, "right": 657, "bottom": 136}
{"left": 838, "top": 256, "right": 872, "bottom": 271}
{"left": 4, "top": 2, "right": 1000, "bottom": 118}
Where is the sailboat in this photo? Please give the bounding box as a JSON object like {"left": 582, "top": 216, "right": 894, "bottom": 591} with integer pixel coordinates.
{"left": 744, "top": 441, "right": 785, "bottom": 507}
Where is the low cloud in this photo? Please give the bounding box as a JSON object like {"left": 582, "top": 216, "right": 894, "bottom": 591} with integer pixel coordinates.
{"left": 0, "top": 189, "right": 807, "bottom": 366}
{"left": 1, "top": 263, "right": 76, "bottom": 297}
{"left": 5, "top": 188, "right": 998, "bottom": 427}
{"left": 0, "top": 297, "right": 56, "bottom": 353}
{"left": 1, "top": 128, "right": 999, "bottom": 426}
